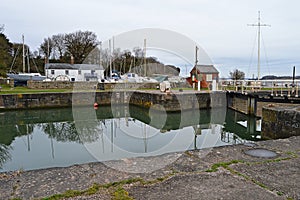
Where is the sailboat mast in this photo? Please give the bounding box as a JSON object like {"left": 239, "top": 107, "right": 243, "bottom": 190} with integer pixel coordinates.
{"left": 195, "top": 46, "right": 199, "bottom": 66}
{"left": 248, "top": 11, "right": 270, "bottom": 80}
{"left": 27, "top": 47, "right": 30, "bottom": 73}
{"left": 143, "top": 38, "right": 147, "bottom": 77}
{"left": 22, "top": 35, "right": 25, "bottom": 73}
{"left": 257, "top": 11, "right": 261, "bottom": 80}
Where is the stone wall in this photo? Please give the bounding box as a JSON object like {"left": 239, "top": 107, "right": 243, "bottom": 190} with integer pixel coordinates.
{"left": 0, "top": 78, "right": 14, "bottom": 87}
{"left": 0, "top": 91, "right": 226, "bottom": 111}
{"left": 227, "top": 92, "right": 249, "bottom": 115}
{"left": 261, "top": 105, "right": 300, "bottom": 139}
{"left": 27, "top": 81, "right": 98, "bottom": 90}
{"left": 27, "top": 81, "right": 191, "bottom": 90}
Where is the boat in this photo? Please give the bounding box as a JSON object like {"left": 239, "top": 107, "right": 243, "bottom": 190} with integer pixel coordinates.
{"left": 7, "top": 72, "right": 46, "bottom": 81}
{"left": 7, "top": 35, "right": 46, "bottom": 83}
{"left": 121, "top": 72, "right": 158, "bottom": 83}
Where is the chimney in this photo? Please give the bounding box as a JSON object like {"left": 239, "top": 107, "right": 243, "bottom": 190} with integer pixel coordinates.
{"left": 71, "top": 55, "right": 74, "bottom": 64}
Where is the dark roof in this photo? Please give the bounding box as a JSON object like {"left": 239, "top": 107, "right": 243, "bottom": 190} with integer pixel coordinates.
{"left": 195, "top": 65, "right": 219, "bottom": 74}
{"left": 45, "top": 63, "right": 104, "bottom": 70}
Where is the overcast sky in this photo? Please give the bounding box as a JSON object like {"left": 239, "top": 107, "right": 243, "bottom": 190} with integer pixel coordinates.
{"left": 1, "top": 0, "right": 300, "bottom": 77}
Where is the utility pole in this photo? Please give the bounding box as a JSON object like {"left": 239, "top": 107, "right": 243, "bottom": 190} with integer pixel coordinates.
{"left": 195, "top": 46, "right": 198, "bottom": 66}
{"left": 248, "top": 11, "right": 270, "bottom": 80}
{"left": 292, "top": 66, "right": 296, "bottom": 86}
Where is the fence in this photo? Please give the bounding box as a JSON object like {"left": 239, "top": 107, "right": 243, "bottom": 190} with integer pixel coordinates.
{"left": 221, "top": 79, "right": 300, "bottom": 97}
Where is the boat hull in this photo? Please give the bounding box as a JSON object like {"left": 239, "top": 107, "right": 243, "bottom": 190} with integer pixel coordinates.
{"left": 7, "top": 73, "right": 46, "bottom": 81}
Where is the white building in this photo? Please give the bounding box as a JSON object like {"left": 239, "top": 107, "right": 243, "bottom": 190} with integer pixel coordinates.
{"left": 45, "top": 63, "right": 104, "bottom": 82}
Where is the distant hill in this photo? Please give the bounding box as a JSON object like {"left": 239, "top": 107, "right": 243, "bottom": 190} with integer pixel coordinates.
{"left": 261, "top": 75, "right": 300, "bottom": 80}
{"left": 130, "top": 62, "right": 180, "bottom": 77}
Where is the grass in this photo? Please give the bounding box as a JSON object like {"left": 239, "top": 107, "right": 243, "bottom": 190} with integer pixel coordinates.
{"left": 205, "top": 160, "right": 244, "bottom": 172}
{"left": 113, "top": 187, "right": 133, "bottom": 200}
{"left": 42, "top": 183, "right": 102, "bottom": 200}
{"left": 0, "top": 85, "right": 71, "bottom": 94}
{"left": 0, "top": 84, "right": 196, "bottom": 94}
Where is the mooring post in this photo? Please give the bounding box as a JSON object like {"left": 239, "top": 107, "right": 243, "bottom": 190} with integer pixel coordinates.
{"left": 247, "top": 95, "right": 257, "bottom": 116}
{"left": 296, "top": 83, "right": 299, "bottom": 97}
{"left": 271, "top": 81, "right": 274, "bottom": 96}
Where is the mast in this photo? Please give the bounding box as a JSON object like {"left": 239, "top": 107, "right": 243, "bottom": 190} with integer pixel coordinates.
{"left": 109, "top": 39, "right": 112, "bottom": 78}
{"left": 47, "top": 38, "right": 50, "bottom": 64}
{"left": 248, "top": 11, "right": 270, "bottom": 80}
{"left": 195, "top": 46, "right": 199, "bottom": 66}
{"left": 22, "top": 35, "right": 25, "bottom": 73}
{"left": 143, "top": 38, "right": 147, "bottom": 76}
{"left": 27, "top": 47, "right": 30, "bottom": 73}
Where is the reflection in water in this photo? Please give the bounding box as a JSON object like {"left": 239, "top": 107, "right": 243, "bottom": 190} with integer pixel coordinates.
{"left": 0, "top": 144, "right": 11, "bottom": 168}
{"left": 0, "top": 106, "right": 261, "bottom": 172}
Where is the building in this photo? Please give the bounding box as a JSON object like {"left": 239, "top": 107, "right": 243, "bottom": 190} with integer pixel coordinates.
{"left": 45, "top": 63, "right": 104, "bottom": 82}
{"left": 187, "top": 65, "right": 219, "bottom": 88}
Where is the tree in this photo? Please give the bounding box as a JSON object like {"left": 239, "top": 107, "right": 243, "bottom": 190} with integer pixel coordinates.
{"left": 0, "top": 24, "right": 4, "bottom": 33}
{"left": 230, "top": 69, "right": 245, "bottom": 80}
{"left": 0, "top": 32, "right": 13, "bottom": 76}
{"left": 39, "top": 37, "right": 54, "bottom": 61}
{"left": 64, "top": 30, "right": 99, "bottom": 63}
{"left": 52, "top": 34, "right": 66, "bottom": 60}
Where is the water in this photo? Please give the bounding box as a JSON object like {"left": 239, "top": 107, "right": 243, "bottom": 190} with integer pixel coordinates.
{"left": 0, "top": 106, "right": 261, "bottom": 172}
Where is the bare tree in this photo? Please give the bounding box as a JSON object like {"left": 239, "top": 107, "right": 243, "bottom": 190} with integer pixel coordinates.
{"left": 64, "top": 30, "right": 99, "bottom": 64}
{"left": 39, "top": 37, "right": 54, "bottom": 59}
{"left": 52, "top": 34, "right": 66, "bottom": 59}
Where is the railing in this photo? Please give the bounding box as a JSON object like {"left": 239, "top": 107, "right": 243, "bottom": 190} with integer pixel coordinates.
{"left": 220, "top": 79, "right": 300, "bottom": 97}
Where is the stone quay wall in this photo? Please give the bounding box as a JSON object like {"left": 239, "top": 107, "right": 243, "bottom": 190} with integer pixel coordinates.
{"left": 27, "top": 81, "right": 99, "bottom": 90}
{"left": 0, "top": 91, "right": 226, "bottom": 111}
{"left": 0, "top": 78, "right": 14, "bottom": 87}
{"left": 27, "top": 81, "right": 191, "bottom": 90}
{"left": 261, "top": 104, "right": 300, "bottom": 139}
{"left": 226, "top": 92, "right": 252, "bottom": 115}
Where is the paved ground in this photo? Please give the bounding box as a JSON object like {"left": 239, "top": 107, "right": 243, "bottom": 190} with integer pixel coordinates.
{"left": 0, "top": 136, "right": 299, "bottom": 200}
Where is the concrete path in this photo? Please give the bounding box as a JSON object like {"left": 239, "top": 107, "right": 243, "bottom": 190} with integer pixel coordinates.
{"left": 0, "top": 136, "right": 299, "bottom": 200}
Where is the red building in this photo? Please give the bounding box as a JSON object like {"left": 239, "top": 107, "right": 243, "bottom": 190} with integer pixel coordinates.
{"left": 187, "top": 65, "right": 219, "bottom": 89}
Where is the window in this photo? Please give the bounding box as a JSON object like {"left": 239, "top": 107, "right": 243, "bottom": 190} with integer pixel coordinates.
{"left": 71, "top": 78, "right": 75, "bottom": 82}
{"left": 91, "top": 70, "right": 95, "bottom": 75}
{"left": 65, "top": 70, "right": 69, "bottom": 75}
{"left": 206, "top": 74, "right": 212, "bottom": 81}
{"left": 51, "top": 70, "right": 54, "bottom": 75}
{"left": 78, "top": 70, "right": 81, "bottom": 75}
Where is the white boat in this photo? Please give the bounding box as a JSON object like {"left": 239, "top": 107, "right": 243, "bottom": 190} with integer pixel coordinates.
{"left": 7, "top": 72, "right": 46, "bottom": 81}
{"left": 7, "top": 35, "right": 46, "bottom": 82}
{"left": 121, "top": 73, "right": 158, "bottom": 83}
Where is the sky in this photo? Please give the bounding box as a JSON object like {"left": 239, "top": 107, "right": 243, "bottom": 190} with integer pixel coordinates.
{"left": 1, "top": 0, "right": 300, "bottom": 78}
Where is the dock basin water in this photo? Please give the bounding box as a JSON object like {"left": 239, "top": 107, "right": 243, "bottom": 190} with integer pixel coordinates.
{"left": 0, "top": 105, "right": 261, "bottom": 172}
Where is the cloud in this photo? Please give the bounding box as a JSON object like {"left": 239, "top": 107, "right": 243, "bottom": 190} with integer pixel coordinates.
{"left": 1, "top": 0, "right": 300, "bottom": 77}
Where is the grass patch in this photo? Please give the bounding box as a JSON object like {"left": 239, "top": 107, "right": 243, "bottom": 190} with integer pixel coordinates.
{"left": 0, "top": 85, "right": 71, "bottom": 94}
{"left": 286, "top": 151, "right": 298, "bottom": 158}
{"left": 112, "top": 187, "right": 133, "bottom": 200}
{"left": 42, "top": 183, "right": 101, "bottom": 200}
{"left": 276, "top": 191, "right": 284, "bottom": 196}
{"left": 205, "top": 160, "right": 244, "bottom": 172}
{"left": 102, "top": 178, "right": 143, "bottom": 189}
